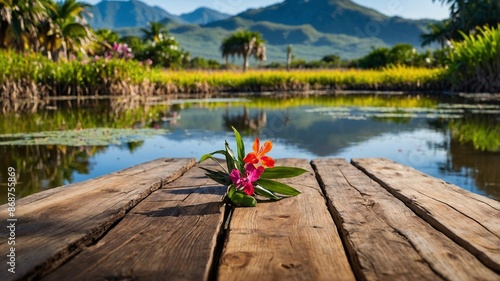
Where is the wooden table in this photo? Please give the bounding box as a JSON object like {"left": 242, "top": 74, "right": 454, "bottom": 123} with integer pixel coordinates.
{"left": 1, "top": 158, "right": 499, "bottom": 281}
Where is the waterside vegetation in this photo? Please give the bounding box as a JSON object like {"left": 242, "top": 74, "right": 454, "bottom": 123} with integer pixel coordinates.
{"left": 0, "top": 49, "right": 446, "bottom": 99}
{"left": 2, "top": 21, "right": 500, "bottom": 99}
{"left": 0, "top": 0, "right": 499, "bottom": 99}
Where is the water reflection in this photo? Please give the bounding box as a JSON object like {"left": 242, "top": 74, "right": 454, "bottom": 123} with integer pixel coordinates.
{"left": 442, "top": 138, "right": 500, "bottom": 199}
{"left": 223, "top": 107, "right": 268, "bottom": 133}
{"left": 0, "top": 145, "right": 105, "bottom": 203}
{"left": 0, "top": 95, "right": 499, "bottom": 203}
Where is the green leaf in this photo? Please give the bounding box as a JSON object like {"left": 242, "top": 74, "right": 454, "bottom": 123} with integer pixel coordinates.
{"left": 260, "top": 166, "right": 308, "bottom": 179}
{"left": 199, "top": 150, "right": 226, "bottom": 163}
{"left": 224, "top": 141, "right": 237, "bottom": 171}
{"left": 198, "top": 152, "right": 229, "bottom": 174}
{"left": 199, "top": 167, "right": 231, "bottom": 185}
{"left": 254, "top": 185, "right": 281, "bottom": 200}
{"left": 227, "top": 184, "right": 236, "bottom": 198}
{"left": 229, "top": 190, "right": 257, "bottom": 207}
{"left": 256, "top": 178, "right": 301, "bottom": 196}
{"left": 232, "top": 126, "right": 245, "bottom": 163}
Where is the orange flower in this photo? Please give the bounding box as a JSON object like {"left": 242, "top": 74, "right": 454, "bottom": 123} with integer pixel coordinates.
{"left": 243, "top": 138, "right": 275, "bottom": 168}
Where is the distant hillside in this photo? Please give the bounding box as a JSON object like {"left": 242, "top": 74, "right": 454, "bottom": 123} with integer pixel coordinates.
{"left": 205, "top": 0, "right": 434, "bottom": 46}
{"left": 92, "top": 0, "right": 436, "bottom": 63}
{"left": 87, "top": 0, "right": 184, "bottom": 29}
{"left": 180, "top": 7, "right": 230, "bottom": 25}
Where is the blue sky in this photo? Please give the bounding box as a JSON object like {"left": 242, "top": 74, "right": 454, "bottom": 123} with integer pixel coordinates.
{"left": 85, "top": 0, "right": 450, "bottom": 20}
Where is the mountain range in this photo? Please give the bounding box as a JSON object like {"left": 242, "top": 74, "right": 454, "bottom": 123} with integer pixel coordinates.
{"left": 87, "top": 0, "right": 436, "bottom": 62}
{"left": 179, "top": 7, "right": 230, "bottom": 25}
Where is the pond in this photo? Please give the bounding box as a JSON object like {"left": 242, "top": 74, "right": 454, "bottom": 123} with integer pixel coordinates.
{"left": 0, "top": 94, "right": 499, "bottom": 203}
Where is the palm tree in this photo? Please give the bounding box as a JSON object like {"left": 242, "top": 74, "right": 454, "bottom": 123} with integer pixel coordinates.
{"left": 44, "top": 0, "right": 94, "bottom": 61}
{"left": 430, "top": 0, "right": 500, "bottom": 42}
{"left": 220, "top": 30, "right": 266, "bottom": 72}
{"left": 286, "top": 45, "right": 293, "bottom": 71}
{"left": 0, "top": 0, "right": 48, "bottom": 50}
{"left": 421, "top": 21, "right": 451, "bottom": 48}
{"left": 141, "top": 21, "right": 168, "bottom": 44}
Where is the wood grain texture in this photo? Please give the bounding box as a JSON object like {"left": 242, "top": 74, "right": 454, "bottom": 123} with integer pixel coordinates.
{"left": 0, "top": 158, "right": 196, "bottom": 281}
{"left": 217, "top": 159, "right": 355, "bottom": 281}
{"left": 44, "top": 161, "right": 226, "bottom": 281}
{"left": 313, "top": 158, "right": 499, "bottom": 281}
{"left": 352, "top": 158, "right": 500, "bottom": 273}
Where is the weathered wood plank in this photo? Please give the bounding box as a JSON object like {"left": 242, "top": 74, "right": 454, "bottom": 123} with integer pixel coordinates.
{"left": 352, "top": 158, "right": 500, "bottom": 273}
{"left": 0, "top": 158, "right": 196, "bottom": 281}
{"left": 9, "top": 157, "right": 180, "bottom": 206}
{"left": 217, "top": 159, "right": 355, "bottom": 281}
{"left": 313, "top": 158, "right": 499, "bottom": 281}
{"left": 44, "top": 161, "right": 226, "bottom": 281}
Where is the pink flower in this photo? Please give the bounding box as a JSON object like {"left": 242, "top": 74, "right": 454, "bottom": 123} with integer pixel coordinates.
{"left": 229, "top": 164, "right": 264, "bottom": 195}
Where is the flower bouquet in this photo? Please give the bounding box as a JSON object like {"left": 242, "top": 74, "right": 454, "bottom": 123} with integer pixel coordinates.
{"left": 199, "top": 127, "right": 307, "bottom": 207}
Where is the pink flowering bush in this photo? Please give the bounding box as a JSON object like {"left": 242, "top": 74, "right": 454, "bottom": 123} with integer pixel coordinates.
{"left": 105, "top": 42, "right": 134, "bottom": 60}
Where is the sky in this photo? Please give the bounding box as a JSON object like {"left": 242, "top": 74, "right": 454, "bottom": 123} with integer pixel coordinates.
{"left": 85, "top": 0, "right": 450, "bottom": 20}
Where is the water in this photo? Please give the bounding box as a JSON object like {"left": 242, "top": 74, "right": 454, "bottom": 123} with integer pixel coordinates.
{"left": 0, "top": 94, "right": 499, "bottom": 203}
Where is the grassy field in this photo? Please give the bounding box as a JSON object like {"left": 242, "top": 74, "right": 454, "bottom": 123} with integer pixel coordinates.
{"left": 155, "top": 66, "right": 446, "bottom": 93}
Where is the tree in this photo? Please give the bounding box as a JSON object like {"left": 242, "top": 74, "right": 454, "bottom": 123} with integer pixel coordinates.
{"left": 321, "top": 54, "right": 341, "bottom": 68}
{"left": 420, "top": 21, "right": 451, "bottom": 48}
{"left": 141, "top": 21, "right": 168, "bottom": 44}
{"left": 286, "top": 45, "right": 292, "bottom": 71}
{"left": 120, "top": 35, "right": 145, "bottom": 54}
{"left": 0, "top": 0, "right": 49, "bottom": 50}
{"left": 134, "top": 35, "right": 189, "bottom": 68}
{"left": 39, "top": 0, "right": 94, "bottom": 61}
{"left": 94, "top": 28, "right": 119, "bottom": 52}
{"left": 356, "top": 46, "right": 390, "bottom": 69}
{"left": 356, "top": 44, "right": 425, "bottom": 69}
{"left": 220, "top": 30, "right": 266, "bottom": 72}
{"left": 422, "top": 0, "right": 500, "bottom": 46}
{"left": 388, "top": 44, "right": 417, "bottom": 65}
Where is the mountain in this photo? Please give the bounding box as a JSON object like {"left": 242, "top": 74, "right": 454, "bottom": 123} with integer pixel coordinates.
{"left": 87, "top": 0, "right": 184, "bottom": 30}
{"left": 205, "top": 0, "right": 434, "bottom": 46}
{"left": 89, "top": 0, "right": 436, "bottom": 62}
{"left": 180, "top": 7, "right": 230, "bottom": 25}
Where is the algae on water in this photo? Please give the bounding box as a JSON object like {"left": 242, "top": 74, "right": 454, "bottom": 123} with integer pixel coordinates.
{"left": 0, "top": 128, "right": 169, "bottom": 146}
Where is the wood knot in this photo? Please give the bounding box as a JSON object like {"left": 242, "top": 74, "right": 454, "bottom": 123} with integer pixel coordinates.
{"left": 281, "top": 262, "right": 302, "bottom": 270}
{"left": 261, "top": 214, "right": 290, "bottom": 221}
{"left": 222, "top": 252, "right": 253, "bottom": 268}
{"left": 447, "top": 252, "right": 458, "bottom": 260}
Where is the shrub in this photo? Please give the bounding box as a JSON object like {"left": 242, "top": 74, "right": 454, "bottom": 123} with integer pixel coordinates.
{"left": 447, "top": 25, "right": 500, "bottom": 92}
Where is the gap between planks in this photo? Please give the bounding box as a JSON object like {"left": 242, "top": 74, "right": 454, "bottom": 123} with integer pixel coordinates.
{"left": 313, "top": 158, "right": 499, "bottom": 281}
{"left": 217, "top": 159, "right": 356, "bottom": 281}
{"left": 0, "top": 158, "right": 196, "bottom": 281}
{"left": 44, "top": 160, "right": 227, "bottom": 281}
{"left": 351, "top": 158, "right": 500, "bottom": 273}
